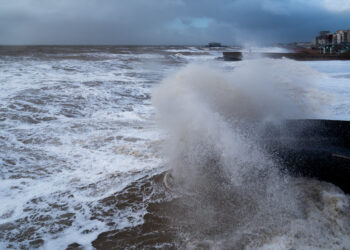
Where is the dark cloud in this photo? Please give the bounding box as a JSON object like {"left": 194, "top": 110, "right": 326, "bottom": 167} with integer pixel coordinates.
{"left": 0, "top": 0, "right": 349, "bottom": 45}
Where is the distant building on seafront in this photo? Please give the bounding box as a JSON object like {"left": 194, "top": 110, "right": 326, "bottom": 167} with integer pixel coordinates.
{"left": 334, "top": 30, "right": 350, "bottom": 44}
{"left": 313, "top": 30, "right": 350, "bottom": 54}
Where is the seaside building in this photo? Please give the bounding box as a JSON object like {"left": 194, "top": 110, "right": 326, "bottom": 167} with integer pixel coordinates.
{"left": 334, "top": 30, "right": 350, "bottom": 44}
{"left": 313, "top": 31, "right": 333, "bottom": 47}
{"left": 313, "top": 29, "right": 350, "bottom": 54}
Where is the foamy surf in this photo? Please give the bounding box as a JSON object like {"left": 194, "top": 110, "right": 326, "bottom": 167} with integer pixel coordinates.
{"left": 0, "top": 46, "right": 349, "bottom": 249}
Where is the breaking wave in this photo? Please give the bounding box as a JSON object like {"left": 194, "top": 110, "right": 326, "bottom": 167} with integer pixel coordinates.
{"left": 152, "top": 59, "right": 350, "bottom": 249}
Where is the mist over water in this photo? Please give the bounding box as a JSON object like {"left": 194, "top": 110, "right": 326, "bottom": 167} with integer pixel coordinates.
{"left": 152, "top": 60, "right": 350, "bottom": 249}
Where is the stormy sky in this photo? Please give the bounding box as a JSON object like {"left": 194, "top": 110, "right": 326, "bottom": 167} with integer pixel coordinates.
{"left": 1, "top": 0, "right": 350, "bottom": 45}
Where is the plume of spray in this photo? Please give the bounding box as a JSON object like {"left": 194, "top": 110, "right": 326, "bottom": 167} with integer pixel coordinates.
{"left": 152, "top": 59, "right": 350, "bottom": 249}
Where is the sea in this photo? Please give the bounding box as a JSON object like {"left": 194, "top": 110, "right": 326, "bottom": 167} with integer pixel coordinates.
{"left": 0, "top": 46, "right": 349, "bottom": 249}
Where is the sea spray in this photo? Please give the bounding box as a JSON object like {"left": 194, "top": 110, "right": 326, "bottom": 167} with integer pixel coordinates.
{"left": 152, "top": 59, "right": 350, "bottom": 249}
{"left": 152, "top": 59, "right": 325, "bottom": 186}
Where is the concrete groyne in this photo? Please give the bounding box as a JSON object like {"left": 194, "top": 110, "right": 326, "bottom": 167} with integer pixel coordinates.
{"left": 223, "top": 51, "right": 350, "bottom": 61}
{"left": 261, "top": 119, "right": 350, "bottom": 194}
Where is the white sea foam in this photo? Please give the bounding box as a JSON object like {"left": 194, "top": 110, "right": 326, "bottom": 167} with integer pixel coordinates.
{"left": 0, "top": 48, "right": 170, "bottom": 249}
{"left": 241, "top": 46, "right": 291, "bottom": 53}
{"left": 1, "top": 46, "right": 350, "bottom": 249}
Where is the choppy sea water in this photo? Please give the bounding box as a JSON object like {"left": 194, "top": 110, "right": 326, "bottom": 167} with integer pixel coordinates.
{"left": 0, "top": 46, "right": 349, "bottom": 249}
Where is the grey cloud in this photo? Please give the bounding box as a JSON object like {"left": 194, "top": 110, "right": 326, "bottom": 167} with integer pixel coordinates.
{"left": 0, "top": 0, "right": 349, "bottom": 45}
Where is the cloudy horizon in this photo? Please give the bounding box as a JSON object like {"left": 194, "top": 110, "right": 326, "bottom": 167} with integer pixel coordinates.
{"left": 1, "top": 0, "right": 350, "bottom": 46}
